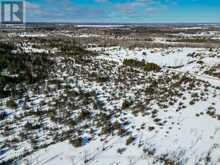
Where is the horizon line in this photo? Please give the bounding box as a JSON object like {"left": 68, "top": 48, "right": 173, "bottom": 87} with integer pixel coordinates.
{"left": 25, "top": 22, "right": 220, "bottom": 24}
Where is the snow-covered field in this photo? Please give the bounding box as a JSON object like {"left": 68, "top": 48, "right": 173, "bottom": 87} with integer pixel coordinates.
{"left": 17, "top": 46, "right": 220, "bottom": 165}
{"left": 91, "top": 47, "right": 220, "bottom": 75}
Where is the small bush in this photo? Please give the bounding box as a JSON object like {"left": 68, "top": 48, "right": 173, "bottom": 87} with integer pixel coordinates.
{"left": 25, "top": 122, "right": 42, "bottom": 130}
{"left": 118, "top": 128, "right": 127, "bottom": 137}
{"left": 126, "top": 136, "right": 136, "bottom": 145}
{"left": 197, "top": 60, "right": 204, "bottom": 64}
{"left": 207, "top": 109, "right": 216, "bottom": 117}
{"left": 117, "top": 148, "right": 126, "bottom": 154}
{"left": 101, "top": 126, "right": 112, "bottom": 135}
{"left": 96, "top": 75, "right": 109, "bottom": 82}
{"left": 6, "top": 99, "right": 17, "bottom": 109}
{"left": 189, "top": 100, "right": 195, "bottom": 105}
{"left": 148, "top": 126, "right": 155, "bottom": 131}
{"left": 112, "top": 121, "right": 121, "bottom": 130}
{"left": 122, "top": 100, "right": 132, "bottom": 109}
{"left": 79, "top": 110, "right": 91, "bottom": 120}
{"left": 0, "top": 111, "right": 7, "bottom": 120}
{"left": 70, "top": 137, "right": 82, "bottom": 148}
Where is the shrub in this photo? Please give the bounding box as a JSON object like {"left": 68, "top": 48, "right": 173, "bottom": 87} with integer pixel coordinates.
{"left": 101, "top": 125, "right": 112, "bottom": 135}
{"left": 122, "top": 100, "right": 133, "bottom": 109}
{"left": 148, "top": 126, "right": 155, "bottom": 131}
{"left": 96, "top": 75, "right": 109, "bottom": 82}
{"left": 143, "top": 62, "right": 161, "bottom": 72}
{"left": 6, "top": 99, "right": 17, "bottom": 109}
{"left": 79, "top": 110, "right": 91, "bottom": 120}
{"left": 70, "top": 137, "right": 82, "bottom": 148}
{"left": 117, "top": 148, "right": 126, "bottom": 154}
{"left": 126, "top": 136, "right": 136, "bottom": 145}
{"left": 112, "top": 121, "right": 121, "bottom": 130}
{"left": 0, "top": 111, "right": 7, "bottom": 120}
{"left": 123, "top": 59, "right": 160, "bottom": 72}
{"left": 25, "top": 122, "right": 42, "bottom": 130}
{"left": 118, "top": 128, "right": 127, "bottom": 137}
{"left": 123, "top": 59, "right": 145, "bottom": 67}
{"left": 207, "top": 109, "right": 216, "bottom": 117}
{"left": 189, "top": 100, "right": 195, "bottom": 105}
{"left": 197, "top": 60, "right": 204, "bottom": 64}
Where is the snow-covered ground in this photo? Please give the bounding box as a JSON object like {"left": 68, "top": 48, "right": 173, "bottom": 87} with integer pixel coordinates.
{"left": 90, "top": 47, "right": 195, "bottom": 66}
{"left": 1, "top": 29, "right": 220, "bottom": 165}
{"left": 21, "top": 98, "right": 220, "bottom": 165}
{"left": 170, "top": 31, "right": 220, "bottom": 38}
{"left": 90, "top": 47, "right": 220, "bottom": 73}
{"left": 17, "top": 46, "right": 220, "bottom": 165}
{"left": 18, "top": 33, "right": 48, "bottom": 38}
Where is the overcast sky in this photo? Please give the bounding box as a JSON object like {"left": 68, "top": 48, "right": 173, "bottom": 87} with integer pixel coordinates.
{"left": 25, "top": 0, "right": 220, "bottom": 23}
